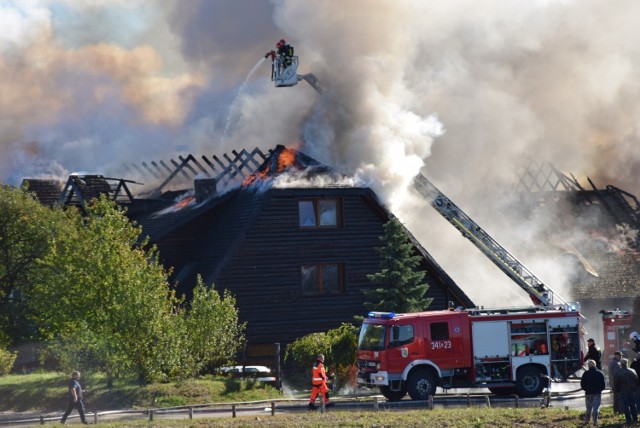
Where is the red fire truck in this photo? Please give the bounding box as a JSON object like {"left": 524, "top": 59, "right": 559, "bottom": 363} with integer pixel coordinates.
{"left": 600, "top": 309, "right": 633, "bottom": 359}
{"left": 356, "top": 175, "right": 585, "bottom": 400}
{"left": 357, "top": 307, "right": 583, "bottom": 400}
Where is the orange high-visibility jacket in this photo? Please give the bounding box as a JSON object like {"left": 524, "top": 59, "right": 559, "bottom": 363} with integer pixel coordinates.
{"left": 312, "top": 361, "right": 328, "bottom": 392}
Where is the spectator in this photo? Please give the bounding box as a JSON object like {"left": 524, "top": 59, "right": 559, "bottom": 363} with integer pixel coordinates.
{"left": 580, "top": 359, "right": 606, "bottom": 426}
{"left": 609, "top": 351, "right": 623, "bottom": 414}
{"left": 614, "top": 358, "right": 638, "bottom": 424}
{"left": 631, "top": 353, "right": 640, "bottom": 416}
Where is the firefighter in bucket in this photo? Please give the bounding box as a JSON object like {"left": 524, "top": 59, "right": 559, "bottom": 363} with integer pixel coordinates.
{"left": 308, "top": 354, "right": 334, "bottom": 410}
{"left": 276, "top": 39, "right": 294, "bottom": 69}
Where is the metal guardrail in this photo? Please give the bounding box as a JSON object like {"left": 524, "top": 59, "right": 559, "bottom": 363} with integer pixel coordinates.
{"left": 0, "top": 388, "right": 595, "bottom": 426}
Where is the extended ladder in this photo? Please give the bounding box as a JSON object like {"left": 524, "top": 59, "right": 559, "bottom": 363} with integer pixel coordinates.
{"left": 413, "top": 173, "right": 571, "bottom": 309}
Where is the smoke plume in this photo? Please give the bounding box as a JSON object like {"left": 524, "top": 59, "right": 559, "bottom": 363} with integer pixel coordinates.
{"left": 3, "top": 0, "right": 640, "bottom": 306}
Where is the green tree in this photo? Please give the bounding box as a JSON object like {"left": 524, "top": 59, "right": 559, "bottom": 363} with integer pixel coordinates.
{"left": 182, "top": 276, "right": 246, "bottom": 376}
{"left": 364, "top": 218, "right": 433, "bottom": 313}
{"left": 0, "top": 347, "right": 17, "bottom": 375}
{"left": 30, "top": 196, "right": 181, "bottom": 382}
{"left": 0, "top": 184, "right": 65, "bottom": 346}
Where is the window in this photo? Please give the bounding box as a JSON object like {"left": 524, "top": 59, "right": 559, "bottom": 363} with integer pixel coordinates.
{"left": 301, "top": 263, "right": 344, "bottom": 294}
{"left": 299, "top": 199, "right": 339, "bottom": 227}
{"left": 389, "top": 325, "right": 414, "bottom": 348}
{"left": 430, "top": 322, "right": 449, "bottom": 341}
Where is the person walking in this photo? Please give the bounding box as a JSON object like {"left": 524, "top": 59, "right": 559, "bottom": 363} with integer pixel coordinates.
{"left": 614, "top": 358, "right": 638, "bottom": 424}
{"left": 585, "top": 338, "right": 602, "bottom": 370}
{"left": 609, "top": 351, "right": 623, "bottom": 414}
{"left": 308, "top": 354, "right": 334, "bottom": 410}
{"left": 60, "top": 371, "right": 88, "bottom": 425}
{"left": 580, "top": 359, "right": 606, "bottom": 426}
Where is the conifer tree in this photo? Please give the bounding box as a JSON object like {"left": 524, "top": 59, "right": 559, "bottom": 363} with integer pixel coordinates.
{"left": 364, "top": 218, "right": 433, "bottom": 313}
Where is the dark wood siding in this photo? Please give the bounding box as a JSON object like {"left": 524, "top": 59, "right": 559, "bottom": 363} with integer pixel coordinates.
{"left": 214, "top": 189, "right": 467, "bottom": 344}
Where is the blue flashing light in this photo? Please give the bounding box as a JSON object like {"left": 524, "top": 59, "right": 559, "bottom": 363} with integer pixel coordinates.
{"left": 368, "top": 311, "right": 396, "bottom": 319}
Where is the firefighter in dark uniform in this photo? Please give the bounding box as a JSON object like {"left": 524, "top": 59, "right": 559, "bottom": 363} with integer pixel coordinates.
{"left": 584, "top": 338, "right": 602, "bottom": 370}
{"left": 308, "top": 354, "right": 334, "bottom": 410}
{"left": 276, "top": 39, "right": 294, "bottom": 69}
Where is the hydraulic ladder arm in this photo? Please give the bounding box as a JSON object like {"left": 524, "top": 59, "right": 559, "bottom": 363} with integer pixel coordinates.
{"left": 413, "top": 173, "right": 572, "bottom": 310}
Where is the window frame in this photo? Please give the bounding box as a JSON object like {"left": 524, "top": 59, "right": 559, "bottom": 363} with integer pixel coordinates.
{"left": 300, "top": 263, "right": 345, "bottom": 295}
{"left": 298, "top": 198, "right": 341, "bottom": 228}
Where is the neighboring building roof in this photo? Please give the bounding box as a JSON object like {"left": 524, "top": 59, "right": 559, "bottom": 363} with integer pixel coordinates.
{"left": 516, "top": 162, "right": 640, "bottom": 306}
{"left": 21, "top": 178, "right": 64, "bottom": 206}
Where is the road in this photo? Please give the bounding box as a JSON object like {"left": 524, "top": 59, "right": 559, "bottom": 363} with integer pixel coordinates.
{"left": 0, "top": 381, "right": 605, "bottom": 426}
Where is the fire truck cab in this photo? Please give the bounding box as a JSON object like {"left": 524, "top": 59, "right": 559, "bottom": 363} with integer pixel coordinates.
{"left": 357, "top": 307, "right": 583, "bottom": 400}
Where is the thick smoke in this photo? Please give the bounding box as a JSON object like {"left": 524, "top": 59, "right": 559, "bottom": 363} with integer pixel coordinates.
{"left": 3, "top": 0, "right": 640, "bottom": 306}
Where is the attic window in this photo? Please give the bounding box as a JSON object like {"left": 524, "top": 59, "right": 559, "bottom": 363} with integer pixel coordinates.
{"left": 301, "top": 263, "right": 344, "bottom": 295}
{"left": 299, "top": 199, "right": 339, "bottom": 227}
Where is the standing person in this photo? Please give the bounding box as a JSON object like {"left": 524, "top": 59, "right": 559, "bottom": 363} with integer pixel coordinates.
{"left": 631, "top": 353, "right": 640, "bottom": 415}
{"left": 630, "top": 332, "right": 640, "bottom": 353}
{"left": 585, "top": 338, "right": 602, "bottom": 370}
{"left": 276, "top": 39, "right": 294, "bottom": 69}
{"left": 614, "top": 358, "right": 638, "bottom": 424}
{"left": 60, "top": 371, "right": 88, "bottom": 425}
{"left": 308, "top": 354, "right": 334, "bottom": 410}
{"left": 580, "top": 359, "right": 606, "bottom": 426}
{"left": 609, "top": 351, "right": 623, "bottom": 414}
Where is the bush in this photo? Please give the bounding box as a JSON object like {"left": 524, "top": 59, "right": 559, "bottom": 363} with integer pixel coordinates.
{"left": 0, "top": 348, "right": 17, "bottom": 375}
{"left": 285, "top": 323, "right": 358, "bottom": 389}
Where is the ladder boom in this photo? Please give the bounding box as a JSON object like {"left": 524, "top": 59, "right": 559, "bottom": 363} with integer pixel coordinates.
{"left": 413, "top": 173, "right": 570, "bottom": 309}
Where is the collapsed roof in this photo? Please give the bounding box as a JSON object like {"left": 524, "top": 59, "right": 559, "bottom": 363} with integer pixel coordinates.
{"left": 514, "top": 162, "right": 640, "bottom": 305}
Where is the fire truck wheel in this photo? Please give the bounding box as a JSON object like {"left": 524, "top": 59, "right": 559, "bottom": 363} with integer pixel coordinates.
{"left": 515, "top": 366, "right": 544, "bottom": 398}
{"left": 407, "top": 369, "right": 437, "bottom": 400}
{"left": 379, "top": 385, "right": 406, "bottom": 401}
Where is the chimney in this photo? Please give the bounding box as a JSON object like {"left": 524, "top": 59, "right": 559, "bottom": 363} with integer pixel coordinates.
{"left": 194, "top": 178, "right": 217, "bottom": 203}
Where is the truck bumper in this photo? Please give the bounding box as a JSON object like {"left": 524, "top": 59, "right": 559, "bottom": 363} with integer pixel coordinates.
{"left": 357, "top": 370, "right": 389, "bottom": 386}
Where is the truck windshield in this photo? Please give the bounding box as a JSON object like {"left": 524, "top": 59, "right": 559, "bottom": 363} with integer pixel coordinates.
{"left": 358, "top": 322, "right": 387, "bottom": 351}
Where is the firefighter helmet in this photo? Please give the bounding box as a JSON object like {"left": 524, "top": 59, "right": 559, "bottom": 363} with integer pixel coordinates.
{"left": 630, "top": 331, "right": 639, "bottom": 341}
{"left": 276, "top": 39, "right": 285, "bottom": 48}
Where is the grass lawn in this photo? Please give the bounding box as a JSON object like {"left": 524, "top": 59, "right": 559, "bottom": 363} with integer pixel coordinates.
{"left": 1, "top": 373, "right": 635, "bottom": 427}
{"left": 0, "top": 371, "right": 284, "bottom": 413}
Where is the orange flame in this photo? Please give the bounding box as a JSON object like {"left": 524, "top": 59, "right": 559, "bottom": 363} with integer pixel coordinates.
{"left": 277, "top": 147, "right": 296, "bottom": 171}
{"left": 174, "top": 195, "right": 195, "bottom": 209}
{"left": 242, "top": 146, "right": 298, "bottom": 187}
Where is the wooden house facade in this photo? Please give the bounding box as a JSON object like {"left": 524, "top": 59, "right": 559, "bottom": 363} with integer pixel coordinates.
{"left": 23, "top": 146, "right": 475, "bottom": 346}
{"left": 129, "top": 184, "right": 474, "bottom": 345}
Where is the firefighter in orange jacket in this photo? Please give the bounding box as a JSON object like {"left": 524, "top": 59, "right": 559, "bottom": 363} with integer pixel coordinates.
{"left": 308, "top": 354, "right": 334, "bottom": 410}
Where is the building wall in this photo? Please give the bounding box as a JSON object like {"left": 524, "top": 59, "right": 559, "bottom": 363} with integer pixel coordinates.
{"left": 214, "top": 190, "right": 461, "bottom": 344}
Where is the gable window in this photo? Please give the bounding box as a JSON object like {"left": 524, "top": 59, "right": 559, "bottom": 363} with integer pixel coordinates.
{"left": 301, "top": 263, "right": 344, "bottom": 294}
{"left": 299, "top": 199, "right": 339, "bottom": 227}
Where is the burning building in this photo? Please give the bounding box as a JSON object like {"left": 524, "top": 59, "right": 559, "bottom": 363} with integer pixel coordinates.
{"left": 24, "top": 145, "right": 474, "bottom": 346}
{"left": 22, "top": 149, "right": 640, "bottom": 349}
